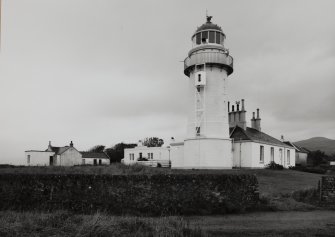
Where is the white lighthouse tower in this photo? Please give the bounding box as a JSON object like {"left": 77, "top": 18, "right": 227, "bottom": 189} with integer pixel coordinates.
{"left": 182, "top": 16, "right": 234, "bottom": 169}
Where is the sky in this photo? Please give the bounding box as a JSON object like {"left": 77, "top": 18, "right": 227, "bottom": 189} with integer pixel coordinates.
{"left": 0, "top": 0, "right": 334, "bottom": 165}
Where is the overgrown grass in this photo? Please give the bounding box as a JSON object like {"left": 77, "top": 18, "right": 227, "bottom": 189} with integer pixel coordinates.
{"left": 0, "top": 211, "right": 205, "bottom": 237}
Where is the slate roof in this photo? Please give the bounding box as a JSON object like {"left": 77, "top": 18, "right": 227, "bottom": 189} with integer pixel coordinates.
{"left": 81, "top": 152, "right": 109, "bottom": 159}
{"left": 46, "top": 146, "right": 70, "bottom": 155}
{"left": 230, "top": 126, "right": 291, "bottom": 148}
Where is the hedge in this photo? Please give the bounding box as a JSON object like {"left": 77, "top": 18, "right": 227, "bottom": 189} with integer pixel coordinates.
{"left": 0, "top": 174, "right": 259, "bottom": 215}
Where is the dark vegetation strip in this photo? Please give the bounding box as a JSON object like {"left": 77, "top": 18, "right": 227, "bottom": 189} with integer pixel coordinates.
{"left": 0, "top": 173, "right": 259, "bottom": 216}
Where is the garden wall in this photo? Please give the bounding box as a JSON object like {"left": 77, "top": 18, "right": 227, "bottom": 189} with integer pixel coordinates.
{"left": 320, "top": 176, "right": 335, "bottom": 208}
{"left": 0, "top": 174, "right": 259, "bottom": 215}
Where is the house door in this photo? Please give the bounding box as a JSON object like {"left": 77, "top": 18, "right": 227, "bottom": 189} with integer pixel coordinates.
{"left": 49, "top": 156, "right": 53, "bottom": 166}
{"left": 94, "top": 159, "right": 97, "bottom": 166}
{"left": 99, "top": 159, "right": 102, "bottom": 165}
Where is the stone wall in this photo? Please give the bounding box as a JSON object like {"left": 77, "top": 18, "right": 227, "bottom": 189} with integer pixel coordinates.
{"left": 320, "top": 176, "right": 335, "bottom": 207}
{"left": 0, "top": 174, "right": 259, "bottom": 215}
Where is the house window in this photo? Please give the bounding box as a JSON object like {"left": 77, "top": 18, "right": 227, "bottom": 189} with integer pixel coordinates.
{"left": 279, "top": 149, "right": 283, "bottom": 164}
{"left": 287, "top": 150, "right": 290, "bottom": 164}
{"left": 27, "top": 155, "right": 30, "bottom": 165}
{"left": 270, "top": 147, "right": 274, "bottom": 162}
{"left": 198, "top": 74, "right": 201, "bottom": 82}
{"left": 99, "top": 159, "right": 102, "bottom": 165}
{"left": 94, "top": 159, "right": 97, "bottom": 165}
{"left": 139, "top": 153, "right": 142, "bottom": 159}
{"left": 260, "top": 146, "right": 264, "bottom": 163}
{"left": 148, "top": 153, "right": 150, "bottom": 159}
{"left": 151, "top": 153, "right": 154, "bottom": 159}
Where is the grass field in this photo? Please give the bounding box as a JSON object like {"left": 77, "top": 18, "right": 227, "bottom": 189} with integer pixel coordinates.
{"left": 1, "top": 210, "right": 335, "bottom": 237}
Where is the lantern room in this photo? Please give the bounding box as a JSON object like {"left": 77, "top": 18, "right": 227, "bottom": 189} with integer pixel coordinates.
{"left": 191, "top": 16, "right": 226, "bottom": 47}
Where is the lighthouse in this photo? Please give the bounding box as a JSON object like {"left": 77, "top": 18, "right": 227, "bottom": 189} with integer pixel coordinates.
{"left": 182, "top": 16, "right": 234, "bottom": 168}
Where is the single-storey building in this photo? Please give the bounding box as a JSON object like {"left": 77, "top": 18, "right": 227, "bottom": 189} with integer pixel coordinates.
{"left": 25, "top": 141, "right": 110, "bottom": 166}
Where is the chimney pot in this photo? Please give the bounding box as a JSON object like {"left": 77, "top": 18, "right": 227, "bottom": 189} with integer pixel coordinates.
{"left": 228, "top": 101, "right": 230, "bottom": 112}
{"left": 257, "top": 108, "right": 260, "bottom": 119}
{"left": 252, "top": 112, "right": 255, "bottom": 119}
{"left": 232, "top": 105, "right": 235, "bottom": 112}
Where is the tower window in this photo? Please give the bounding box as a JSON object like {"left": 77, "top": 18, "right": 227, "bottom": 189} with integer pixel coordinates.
{"left": 209, "top": 31, "right": 215, "bottom": 43}
{"left": 216, "top": 32, "right": 221, "bottom": 44}
{"left": 201, "top": 31, "right": 208, "bottom": 43}
{"left": 196, "top": 127, "right": 201, "bottom": 135}
{"left": 196, "top": 33, "right": 201, "bottom": 45}
{"left": 198, "top": 74, "right": 201, "bottom": 82}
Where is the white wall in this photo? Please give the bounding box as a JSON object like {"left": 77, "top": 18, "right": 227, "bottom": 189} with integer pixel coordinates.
{"left": 296, "top": 152, "right": 308, "bottom": 166}
{"left": 123, "top": 146, "right": 170, "bottom": 165}
{"left": 57, "top": 147, "right": 82, "bottom": 166}
{"left": 25, "top": 151, "right": 55, "bottom": 166}
{"left": 233, "top": 142, "right": 295, "bottom": 168}
{"left": 183, "top": 138, "right": 233, "bottom": 169}
{"left": 170, "top": 143, "right": 184, "bottom": 168}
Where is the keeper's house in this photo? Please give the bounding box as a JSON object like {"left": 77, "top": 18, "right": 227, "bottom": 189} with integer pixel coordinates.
{"left": 25, "top": 141, "right": 110, "bottom": 166}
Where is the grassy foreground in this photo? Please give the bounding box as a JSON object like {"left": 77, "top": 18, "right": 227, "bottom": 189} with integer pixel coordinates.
{"left": 1, "top": 210, "right": 335, "bottom": 237}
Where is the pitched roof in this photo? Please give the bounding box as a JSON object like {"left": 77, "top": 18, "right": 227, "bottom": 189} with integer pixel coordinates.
{"left": 81, "top": 152, "right": 109, "bottom": 159}
{"left": 230, "top": 126, "right": 291, "bottom": 148}
{"left": 46, "top": 146, "right": 70, "bottom": 155}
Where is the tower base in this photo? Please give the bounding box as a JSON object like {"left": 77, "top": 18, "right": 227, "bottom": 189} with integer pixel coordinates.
{"left": 182, "top": 137, "right": 233, "bottom": 169}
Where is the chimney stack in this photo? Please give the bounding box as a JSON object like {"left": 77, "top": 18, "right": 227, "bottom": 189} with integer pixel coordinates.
{"left": 255, "top": 108, "right": 261, "bottom": 131}
{"left": 281, "top": 135, "right": 284, "bottom": 142}
{"left": 70, "top": 141, "right": 73, "bottom": 147}
{"left": 241, "top": 99, "right": 245, "bottom": 111}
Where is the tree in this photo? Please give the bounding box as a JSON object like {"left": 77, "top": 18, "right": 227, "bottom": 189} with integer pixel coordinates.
{"left": 105, "top": 143, "right": 137, "bottom": 163}
{"left": 142, "top": 137, "right": 164, "bottom": 147}
{"left": 88, "top": 145, "right": 105, "bottom": 153}
{"left": 308, "top": 150, "right": 327, "bottom": 166}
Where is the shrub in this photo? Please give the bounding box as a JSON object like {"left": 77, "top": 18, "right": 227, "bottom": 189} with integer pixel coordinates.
{"left": 266, "top": 162, "right": 284, "bottom": 170}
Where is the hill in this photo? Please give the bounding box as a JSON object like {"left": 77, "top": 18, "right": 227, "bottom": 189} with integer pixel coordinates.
{"left": 295, "top": 137, "right": 335, "bottom": 155}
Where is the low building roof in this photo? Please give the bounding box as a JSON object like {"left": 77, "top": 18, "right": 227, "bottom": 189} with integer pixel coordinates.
{"left": 81, "top": 152, "right": 109, "bottom": 159}
{"left": 230, "top": 126, "right": 292, "bottom": 148}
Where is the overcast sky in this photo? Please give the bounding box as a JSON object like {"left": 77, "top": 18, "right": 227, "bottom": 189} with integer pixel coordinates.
{"left": 0, "top": 0, "right": 334, "bottom": 165}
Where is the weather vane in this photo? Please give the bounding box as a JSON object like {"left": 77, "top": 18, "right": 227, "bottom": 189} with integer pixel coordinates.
{"left": 206, "top": 10, "right": 212, "bottom": 23}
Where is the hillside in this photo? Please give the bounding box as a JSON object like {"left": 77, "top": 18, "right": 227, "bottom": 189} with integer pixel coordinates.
{"left": 295, "top": 137, "right": 335, "bottom": 155}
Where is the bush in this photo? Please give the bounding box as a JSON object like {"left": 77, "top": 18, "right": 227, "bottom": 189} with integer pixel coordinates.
{"left": 289, "top": 166, "right": 327, "bottom": 174}
{"left": 266, "top": 162, "right": 284, "bottom": 170}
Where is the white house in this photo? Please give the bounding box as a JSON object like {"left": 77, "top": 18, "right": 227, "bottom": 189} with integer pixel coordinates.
{"left": 25, "top": 141, "right": 110, "bottom": 166}
{"left": 123, "top": 141, "right": 170, "bottom": 167}
{"left": 81, "top": 152, "right": 110, "bottom": 165}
